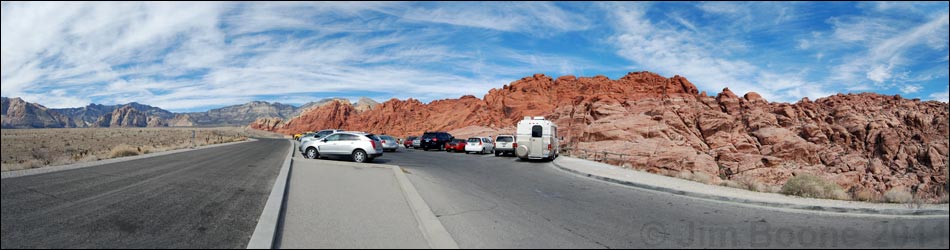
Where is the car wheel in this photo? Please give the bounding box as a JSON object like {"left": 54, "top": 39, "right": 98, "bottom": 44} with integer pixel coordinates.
{"left": 306, "top": 148, "right": 319, "bottom": 159}
{"left": 352, "top": 149, "right": 368, "bottom": 163}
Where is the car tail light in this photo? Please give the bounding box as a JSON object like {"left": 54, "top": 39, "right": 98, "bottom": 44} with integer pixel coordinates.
{"left": 547, "top": 143, "right": 552, "bottom": 150}
{"left": 513, "top": 143, "right": 518, "bottom": 148}
{"left": 433, "top": 138, "right": 438, "bottom": 142}
{"left": 371, "top": 140, "right": 377, "bottom": 149}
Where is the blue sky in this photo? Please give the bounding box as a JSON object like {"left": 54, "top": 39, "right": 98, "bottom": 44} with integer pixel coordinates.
{"left": 2, "top": 2, "right": 948, "bottom": 112}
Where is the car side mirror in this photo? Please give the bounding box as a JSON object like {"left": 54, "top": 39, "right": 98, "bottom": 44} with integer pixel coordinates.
{"left": 321, "top": 139, "right": 328, "bottom": 143}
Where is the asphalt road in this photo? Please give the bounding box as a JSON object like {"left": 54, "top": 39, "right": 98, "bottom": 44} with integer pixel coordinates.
{"left": 381, "top": 148, "right": 950, "bottom": 249}
{"left": 1, "top": 139, "right": 289, "bottom": 249}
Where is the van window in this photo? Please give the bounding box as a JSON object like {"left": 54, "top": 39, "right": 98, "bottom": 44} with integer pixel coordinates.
{"left": 532, "top": 125, "right": 543, "bottom": 138}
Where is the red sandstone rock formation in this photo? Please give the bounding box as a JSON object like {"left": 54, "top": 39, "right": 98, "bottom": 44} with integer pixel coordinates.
{"left": 251, "top": 72, "right": 949, "bottom": 201}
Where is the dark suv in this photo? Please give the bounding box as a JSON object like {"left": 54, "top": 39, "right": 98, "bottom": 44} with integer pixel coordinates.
{"left": 419, "top": 132, "right": 454, "bottom": 151}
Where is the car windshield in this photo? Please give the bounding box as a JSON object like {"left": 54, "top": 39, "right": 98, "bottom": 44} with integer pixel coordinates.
{"left": 497, "top": 136, "right": 513, "bottom": 142}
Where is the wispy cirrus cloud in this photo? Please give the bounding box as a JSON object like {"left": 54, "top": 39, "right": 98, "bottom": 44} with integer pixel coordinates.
{"left": 1, "top": 2, "right": 592, "bottom": 111}
{"left": 2, "top": 2, "right": 947, "bottom": 112}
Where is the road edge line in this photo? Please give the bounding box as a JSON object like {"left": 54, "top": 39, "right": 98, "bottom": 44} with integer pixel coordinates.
{"left": 551, "top": 158, "right": 948, "bottom": 217}
{"left": 392, "top": 165, "right": 460, "bottom": 249}
{"left": 247, "top": 139, "right": 294, "bottom": 249}
{"left": 1, "top": 138, "right": 258, "bottom": 179}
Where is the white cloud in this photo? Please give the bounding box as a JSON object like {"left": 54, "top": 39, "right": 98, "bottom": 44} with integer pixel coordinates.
{"left": 866, "top": 64, "right": 892, "bottom": 83}
{"left": 602, "top": 2, "right": 828, "bottom": 102}
{"left": 829, "top": 11, "right": 949, "bottom": 91}
{"left": 393, "top": 2, "right": 590, "bottom": 34}
{"left": 930, "top": 87, "right": 949, "bottom": 103}
{"left": 899, "top": 84, "right": 922, "bottom": 94}
{"left": 1, "top": 2, "right": 590, "bottom": 111}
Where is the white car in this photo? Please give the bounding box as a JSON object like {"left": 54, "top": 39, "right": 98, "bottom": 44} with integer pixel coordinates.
{"left": 464, "top": 137, "right": 494, "bottom": 154}
{"left": 300, "top": 132, "right": 383, "bottom": 163}
{"left": 299, "top": 129, "right": 343, "bottom": 145}
{"left": 494, "top": 135, "right": 515, "bottom": 157}
{"left": 412, "top": 138, "right": 422, "bottom": 149}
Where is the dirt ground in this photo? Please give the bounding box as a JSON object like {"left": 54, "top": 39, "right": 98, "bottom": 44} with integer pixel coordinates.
{"left": 1, "top": 127, "right": 286, "bottom": 172}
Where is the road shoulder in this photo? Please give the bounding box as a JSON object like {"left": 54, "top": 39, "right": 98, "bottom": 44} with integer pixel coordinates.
{"left": 553, "top": 156, "right": 949, "bottom": 217}
{"left": 247, "top": 139, "right": 293, "bottom": 249}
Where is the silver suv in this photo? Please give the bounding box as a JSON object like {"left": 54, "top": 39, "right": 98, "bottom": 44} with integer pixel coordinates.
{"left": 300, "top": 132, "right": 383, "bottom": 163}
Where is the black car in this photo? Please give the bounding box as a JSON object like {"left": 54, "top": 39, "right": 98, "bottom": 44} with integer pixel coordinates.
{"left": 419, "top": 132, "right": 454, "bottom": 151}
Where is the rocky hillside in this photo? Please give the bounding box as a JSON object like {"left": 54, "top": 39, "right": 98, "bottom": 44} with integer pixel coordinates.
{"left": 183, "top": 101, "right": 298, "bottom": 126}
{"left": 1, "top": 97, "right": 72, "bottom": 128}
{"left": 93, "top": 105, "right": 168, "bottom": 127}
{"left": 54, "top": 102, "right": 176, "bottom": 127}
{"left": 253, "top": 72, "right": 949, "bottom": 201}
{"left": 0, "top": 98, "right": 372, "bottom": 129}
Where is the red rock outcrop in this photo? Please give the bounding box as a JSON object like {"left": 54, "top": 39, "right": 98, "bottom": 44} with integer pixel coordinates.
{"left": 252, "top": 72, "right": 950, "bottom": 201}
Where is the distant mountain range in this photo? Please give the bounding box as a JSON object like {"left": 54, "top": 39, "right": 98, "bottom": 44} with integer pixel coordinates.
{"left": 0, "top": 96, "right": 379, "bottom": 129}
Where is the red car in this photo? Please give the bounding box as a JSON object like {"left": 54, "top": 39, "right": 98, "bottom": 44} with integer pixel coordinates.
{"left": 403, "top": 136, "right": 418, "bottom": 148}
{"left": 445, "top": 139, "right": 467, "bottom": 152}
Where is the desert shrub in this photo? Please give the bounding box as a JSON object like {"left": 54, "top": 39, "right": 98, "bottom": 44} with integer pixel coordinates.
{"left": 852, "top": 188, "right": 880, "bottom": 202}
{"left": 781, "top": 174, "right": 850, "bottom": 200}
{"left": 676, "top": 171, "right": 715, "bottom": 185}
{"left": 721, "top": 180, "right": 745, "bottom": 189}
{"left": 883, "top": 188, "right": 913, "bottom": 204}
{"left": 109, "top": 144, "right": 140, "bottom": 158}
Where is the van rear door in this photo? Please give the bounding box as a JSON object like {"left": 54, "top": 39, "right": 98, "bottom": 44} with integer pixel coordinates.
{"left": 529, "top": 125, "right": 544, "bottom": 158}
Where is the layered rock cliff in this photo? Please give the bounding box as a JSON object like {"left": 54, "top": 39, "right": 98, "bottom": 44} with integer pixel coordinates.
{"left": 93, "top": 105, "right": 167, "bottom": 128}
{"left": 1, "top": 97, "right": 72, "bottom": 128}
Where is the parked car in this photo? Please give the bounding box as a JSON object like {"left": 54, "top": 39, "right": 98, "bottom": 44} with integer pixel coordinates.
{"left": 420, "top": 132, "right": 454, "bottom": 151}
{"left": 300, "top": 132, "right": 383, "bottom": 163}
{"left": 378, "top": 135, "right": 399, "bottom": 152}
{"left": 494, "top": 135, "right": 515, "bottom": 156}
{"left": 412, "top": 137, "right": 422, "bottom": 149}
{"left": 445, "top": 139, "right": 467, "bottom": 153}
{"left": 300, "top": 129, "right": 343, "bottom": 144}
{"left": 464, "top": 137, "right": 494, "bottom": 154}
{"left": 515, "top": 116, "right": 558, "bottom": 161}
{"left": 404, "top": 136, "right": 418, "bottom": 148}
{"left": 297, "top": 132, "right": 315, "bottom": 142}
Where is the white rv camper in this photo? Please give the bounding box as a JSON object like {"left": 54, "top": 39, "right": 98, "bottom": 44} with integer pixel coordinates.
{"left": 515, "top": 116, "right": 558, "bottom": 161}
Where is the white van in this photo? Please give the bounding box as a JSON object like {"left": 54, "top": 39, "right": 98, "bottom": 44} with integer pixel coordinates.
{"left": 515, "top": 116, "right": 558, "bottom": 161}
